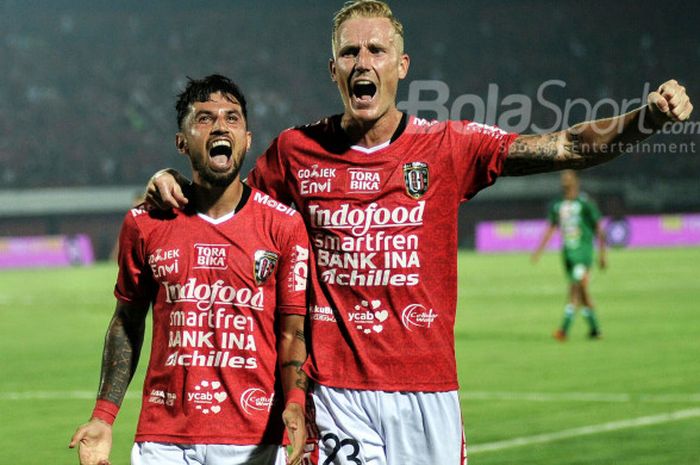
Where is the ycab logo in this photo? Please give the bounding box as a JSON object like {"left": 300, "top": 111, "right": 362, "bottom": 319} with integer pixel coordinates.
{"left": 401, "top": 304, "right": 438, "bottom": 331}
{"left": 240, "top": 388, "right": 274, "bottom": 416}
{"left": 194, "top": 243, "right": 229, "bottom": 270}
{"left": 348, "top": 299, "right": 389, "bottom": 334}
{"left": 187, "top": 379, "right": 228, "bottom": 415}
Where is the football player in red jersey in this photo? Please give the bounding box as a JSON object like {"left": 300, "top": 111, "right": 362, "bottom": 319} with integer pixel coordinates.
{"left": 70, "top": 75, "right": 310, "bottom": 465}
{"left": 144, "top": 3, "right": 692, "bottom": 464}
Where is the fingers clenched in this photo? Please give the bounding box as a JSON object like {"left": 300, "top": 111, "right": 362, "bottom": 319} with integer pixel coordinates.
{"left": 653, "top": 79, "right": 693, "bottom": 122}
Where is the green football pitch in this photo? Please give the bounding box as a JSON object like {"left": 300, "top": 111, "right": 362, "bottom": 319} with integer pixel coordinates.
{"left": 1, "top": 247, "right": 698, "bottom": 465}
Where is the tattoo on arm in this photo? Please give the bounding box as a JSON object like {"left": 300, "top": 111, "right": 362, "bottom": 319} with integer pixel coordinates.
{"left": 503, "top": 133, "right": 560, "bottom": 176}
{"left": 97, "top": 304, "right": 147, "bottom": 405}
{"left": 295, "top": 372, "right": 309, "bottom": 391}
{"left": 294, "top": 329, "right": 305, "bottom": 342}
{"left": 281, "top": 359, "right": 310, "bottom": 391}
{"left": 503, "top": 131, "right": 591, "bottom": 176}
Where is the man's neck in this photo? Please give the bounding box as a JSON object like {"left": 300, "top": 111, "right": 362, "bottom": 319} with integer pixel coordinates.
{"left": 192, "top": 178, "right": 244, "bottom": 219}
{"left": 341, "top": 108, "right": 404, "bottom": 148}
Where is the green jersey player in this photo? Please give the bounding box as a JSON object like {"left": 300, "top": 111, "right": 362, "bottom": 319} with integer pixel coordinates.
{"left": 532, "top": 170, "right": 606, "bottom": 340}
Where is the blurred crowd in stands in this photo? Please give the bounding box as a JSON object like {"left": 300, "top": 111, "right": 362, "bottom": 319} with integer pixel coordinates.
{"left": 1, "top": 0, "right": 697, "bottom": 190}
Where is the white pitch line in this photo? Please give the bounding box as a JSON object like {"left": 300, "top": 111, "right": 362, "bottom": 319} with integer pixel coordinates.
{"left": 460, "top": 391, "right": 700, "bottom": 403}
{"left": 469, "top": 408, "right": 700, "bottom": 454}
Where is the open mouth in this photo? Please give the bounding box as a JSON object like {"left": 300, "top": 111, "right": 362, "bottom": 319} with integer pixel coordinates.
{"left": 208, "top": 139, "right": 233, "bottom": 169}
{"left": 209, "top": 139, "right": 233, "bottom": 158}
{"left": 351, "top": 80, "right": 377, "bottom": 103}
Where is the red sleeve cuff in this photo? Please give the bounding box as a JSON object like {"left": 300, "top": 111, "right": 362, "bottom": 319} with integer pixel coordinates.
{"left": 91, "top": 399, "right": 120, "bottom": 425}
{"left": 285, "top": 388, "right": 306, "bottom": 410}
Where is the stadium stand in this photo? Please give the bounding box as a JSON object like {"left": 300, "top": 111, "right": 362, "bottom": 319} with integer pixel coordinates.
{"left": 0, "top": 0, "right": 698, "bottom": 256}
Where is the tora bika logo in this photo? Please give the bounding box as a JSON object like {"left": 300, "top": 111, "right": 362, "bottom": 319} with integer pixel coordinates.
{"left": 194, "top": 243, "right": 229, "bottom": 270}
{"left": 240, "top": 388, "right": 274, "bottom": 416}
{"left": 401, "top": 304, "right": 438, "bottom": 331}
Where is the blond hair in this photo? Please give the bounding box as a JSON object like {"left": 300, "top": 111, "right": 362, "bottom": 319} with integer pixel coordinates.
{"left": 331, "top": 0, "right": 405, "bottom": 56}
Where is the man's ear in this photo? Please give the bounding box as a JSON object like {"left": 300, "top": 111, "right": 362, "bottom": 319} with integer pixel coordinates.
{"left": 329, "top": 58, "right": 337, "bottom": 82}
{"left": 175, "top": 133, "right": 188, "bottom": 154}
{"left": 398, "top": 53, "right": 410, "bottom": 80}
{"left": 246, "top": 131, "right": 252, "bottom": 152}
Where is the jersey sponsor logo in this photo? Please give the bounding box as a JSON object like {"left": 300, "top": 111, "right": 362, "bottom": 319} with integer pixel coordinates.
{"left": 320, "top": 268, "right": 419, "bottom": 287}
{"left": 130, "top": 206, "right": 148, "bottom": 217}
{"left": 188, "top": 380, "right": 228, "bottom": 415}
{"left": 254, "top": 250, "right": 279, "bottom": 285}
{"left": 148, "top": 248, "right": 180, "bottom": 278}
{"left": 147, "top": 389, "right": 176, "bottom": 406}
{"left": 309, "top": 305, "right": 337, "bottom": 323}
{"left": 253, "top": 191, "right": 296, "bottom": 216}
{"left": 412, "top": 117, "right": 440, "bottom": 127}
{"left": 162, "top": 278, "right": 264, "bottom": 311}
{"left": 348, "top": 299, "right": 389, "bottom": 334}
{"left": 308, "top": 201, "right": 425, "bottom": 236}
{"left": 401, "top": 304, "right": 438, "bottom": 331}
{"left": 298, "top": 164, "right": 336, "bottom": 195}
{"left": 149, "top": 248, "right": 180, "bottom": 263}
{"left": 240, "top": 387, "right": 274, "bottom": 416}
{"left": 403, "top": 162, "right": 429, "bottom": 199}
{"left": 465, "top": 121, "right": 508, "bottom": 137}
{"left": 291, "top": 245, "right": 309, "bottom": 292}
{"left": 194, "top": 243, "right": 229, "bottom": 270}
{"left": 347, "top": 168, "right": 381, "bottom": 194}
{"left": 165, "top": 350, "right": 258, "bottom": 369}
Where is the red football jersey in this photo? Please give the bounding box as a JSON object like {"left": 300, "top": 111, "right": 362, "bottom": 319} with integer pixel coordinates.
{"left": 115, "top": 185, "right": 309, "bottom": 444}
{"left": 247, "top": 115, "right": 517, "bottom": 392}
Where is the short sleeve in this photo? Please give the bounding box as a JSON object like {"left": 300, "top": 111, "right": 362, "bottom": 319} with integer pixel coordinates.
{"left": 449, "top": 121, "right": 518, "bottom": 201}
{"left": 246, "top": 136, "right": 294, "bottom": 206}
{"left": 274, "top": 215, "right": 310, "bottom": 316}
{"left": 114, "top": 211, "right": 155, "bottom": 305}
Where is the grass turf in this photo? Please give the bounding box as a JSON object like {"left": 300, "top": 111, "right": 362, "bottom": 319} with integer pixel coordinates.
{"left": 0, "top": 247, "right": 697, "bottom": 464}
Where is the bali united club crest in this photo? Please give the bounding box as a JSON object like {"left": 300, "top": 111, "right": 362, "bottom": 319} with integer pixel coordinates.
{"left": 403, "top": 161, "right": 429, "bottom": 199}
{"left": 254, "top": 250, "right": 279, "bottom": 285}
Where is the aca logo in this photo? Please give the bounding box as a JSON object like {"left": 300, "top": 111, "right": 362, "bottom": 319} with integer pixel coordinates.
{"left": 187, "top": 379, "right": 228, "bottom": 415}
{"left": 401, "top": 304, "right": 438, "bottom": 331}
{"left": 240, "top": 388, "right": 274, "bottom": 416}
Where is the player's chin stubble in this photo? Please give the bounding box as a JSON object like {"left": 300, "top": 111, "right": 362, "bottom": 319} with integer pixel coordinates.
{"left": 191, "top": 156, "right": 243, "bottom": 187}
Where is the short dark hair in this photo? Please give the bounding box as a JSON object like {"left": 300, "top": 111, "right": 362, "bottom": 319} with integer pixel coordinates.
{"left": 175, "top": 74, "right": 248, "bottom": 129}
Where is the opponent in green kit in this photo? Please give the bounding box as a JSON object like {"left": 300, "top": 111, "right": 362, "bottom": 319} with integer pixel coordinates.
{"left": 532, "top": 170, "right": 606, "bottom": 340}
